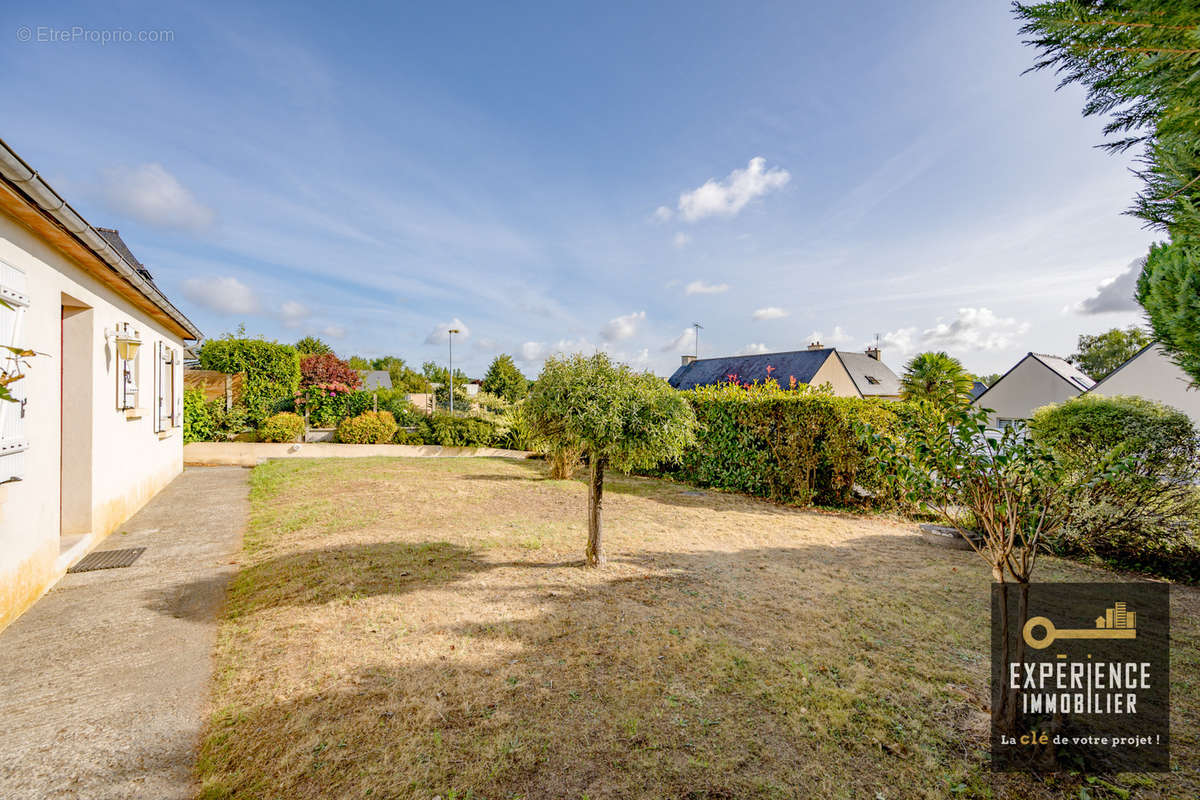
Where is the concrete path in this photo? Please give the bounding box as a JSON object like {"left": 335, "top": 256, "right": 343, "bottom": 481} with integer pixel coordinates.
{"left": 185, "top": 440, "right": 533, "bottom": 467}
{"left": 0, "top": 466, "right": 248, "bottom": 800}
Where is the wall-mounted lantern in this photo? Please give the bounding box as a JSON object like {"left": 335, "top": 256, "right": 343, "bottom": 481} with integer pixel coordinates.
{"left": 107, "top": 322, "right": 142, "bottom": 410}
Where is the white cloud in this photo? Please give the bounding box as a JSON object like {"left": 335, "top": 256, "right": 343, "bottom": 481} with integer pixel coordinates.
{"left": 280, "top": 300, "right": 310, "bottom": 327}
{"left": 920, "top": 307, "right": 1030, "bottom": 352}
{"left": 181, "top": 276, "right": 259, "bottom": 314}
{"left": 752, "top": 306, "right": 788, "bottom": 320}
{"left": 880, "top": 327, "right": 918, "bottom": 355}
{"left": 520, "top": 341, "right": 547, "bottom": 361}
{"left": 1075, "top": 257, "right": 1143, "bottom": 314}
{"left": 805, "top": 326, "right": 853, "bottom": 345}
{"left": 738, "top": 342, "right": 770, "bottom": 355}
{"left": 322, "top": 324, "right": 346, "bottom": 339}
{"left": 653, "top": 206, "right": 673, "bottom": 223}
{"left": 101, "top": 163, "right": 215, "bottom": 231}
{"left": 600, "top": 310, "right": 645, "bottom": 342}
{"left": 662, "top": 328, "right": 696, "bottom": 352}
{"left": 673, "top": 232, "right": 692, "bottom": 248}
{"left": 425, "top": 318, "right": 470, "bottom": 345}
{"left": 685, "top": 280, "right": 729, "bottom": 295}
{"left": 676, "top": 157, "right": 790, "bottom": 222}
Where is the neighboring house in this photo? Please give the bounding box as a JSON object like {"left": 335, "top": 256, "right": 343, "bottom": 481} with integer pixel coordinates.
{"left": 667, "top": 344, "right": 901, "bottom": 400}
{"left": 0, "top": 139, "right": 201, "bottom": 631}
{"left": 1087, "top": 343, "right": 1200, "bottom": 427}
{"left": 971, "top": 352, "right": 1094, "bottom": 428}
{"left": 968, "top": 380, "right": 988, "bottom": 401}
{"left": 358, "top": 370, "right": 392, "bottom": 391}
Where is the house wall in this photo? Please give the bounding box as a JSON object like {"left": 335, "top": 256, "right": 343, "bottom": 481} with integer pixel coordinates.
{"left": 809, "top": 357, "right": 862, "bottom": 398}
{"left": 0, "top": 211, "right": 185, "bottom": 631}
{"left": 1090, "top": 344, "right": 1200, "bottom": 427}
{"left": 972, "top": 356, "right": 1082, "bottom": 427}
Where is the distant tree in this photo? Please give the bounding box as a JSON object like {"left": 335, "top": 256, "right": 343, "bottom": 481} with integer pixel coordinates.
{"left": 422, "top": 361, "right": 469, "bottom": 409}
{"left": 347, "top": 355, "right": 371, "bottom": 370}
{"left": 481, "top": 354, "right": 528, "bottom": 402}
{"left": 977, "top": 373, "right": 1002, "bottom": 388}
{"left": 525, "top": 353, "right": 696, "bottom": 567}
{"left": 899, "top": 352, "right": 975, "bottom": 408}
{"left": 1071, "top": 326, "right": 1151, "bottom": 381}
{"left": 300, "top": 353, "right": 361, "bottom": 390}
{"left": 295, "top": 336, "right": 333, "bottom": 356}
{"left": 1138, "top": 241, "right": 1200, "bottom": 384}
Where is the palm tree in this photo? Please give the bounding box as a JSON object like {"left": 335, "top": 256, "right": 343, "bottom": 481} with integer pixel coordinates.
{"left": 900, "top": 351, "right": 975, "bottom": 408}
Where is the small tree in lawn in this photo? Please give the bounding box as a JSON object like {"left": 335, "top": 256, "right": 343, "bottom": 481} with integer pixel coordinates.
{"left": 861, "top": 404, "right": 1125, "bottom": 734}
{"left": 526, "top": 353, "right": 696, "bottom": 567}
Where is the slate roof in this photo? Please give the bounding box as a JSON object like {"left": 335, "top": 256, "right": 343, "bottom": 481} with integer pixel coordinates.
{"left": 95, "top": 227, "right": 155, "bottom": 283}
{"left": 836, "top": 351, "right": 901, "bottom": 397}
{"left": 1029, "top": 353, "right": 1095, "bottom": 392}
{"left": 668, "top": 348, "right": 836, "bottom": 390}
{"left": 358, "top": 370, "right": 393, "bottom": 391}
{"left": 968, "top": 380, "right": 988, "bottom": 401}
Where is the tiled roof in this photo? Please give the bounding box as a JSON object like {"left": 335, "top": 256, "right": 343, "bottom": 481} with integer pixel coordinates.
{"left": 358, "top": 370, "right": 393, "bottom": 391}
{"left": 668, "top": 348, "right": 835, "bottom": 390}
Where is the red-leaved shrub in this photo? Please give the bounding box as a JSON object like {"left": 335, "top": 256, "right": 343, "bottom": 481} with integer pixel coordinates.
{"left": 300, "top": 353, "right": 361, "bottom": 390}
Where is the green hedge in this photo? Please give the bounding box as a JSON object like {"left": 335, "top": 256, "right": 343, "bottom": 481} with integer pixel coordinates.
{"left": 664, "top": 383, "right": 907, "bottom": 507}
{"left": 198, "top": 335, "right": 301, "bottom": 425}
{"left": 416, "top": 413, "right": 501, "bottom": 447}
{"left": 1031, "top": 394, "right": 1200, "bottom": 583}
{"left": 183, "top": 388, "right": 216, "bottom": 443}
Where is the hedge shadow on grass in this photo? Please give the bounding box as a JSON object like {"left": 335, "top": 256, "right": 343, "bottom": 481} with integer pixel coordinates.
{"left": 189, "top": 535, "right": 1196, "bottom": 800}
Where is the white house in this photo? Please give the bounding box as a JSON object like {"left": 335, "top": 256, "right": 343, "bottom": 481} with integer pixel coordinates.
{"left": 971, "top": 352, "right": 1094, "bottom": 428}
{"left": 0, "top": 138, "right": 201, "bottom": 631}
{"left": 1088, "top": 343, "right": 1200, "bottom": 427}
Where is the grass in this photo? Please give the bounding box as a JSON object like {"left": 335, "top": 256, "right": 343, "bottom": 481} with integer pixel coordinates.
{"left": 197, "top": 457, "right": 1200, "bottom": 800}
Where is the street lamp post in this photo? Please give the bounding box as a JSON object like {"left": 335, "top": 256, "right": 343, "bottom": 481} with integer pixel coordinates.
{"left": 448, "top": 328, "right": 460, "bottom": 413}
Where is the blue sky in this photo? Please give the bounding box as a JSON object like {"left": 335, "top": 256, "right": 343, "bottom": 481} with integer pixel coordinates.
{"left": 1, "top": 1, "right": 1156, "bottom": 378}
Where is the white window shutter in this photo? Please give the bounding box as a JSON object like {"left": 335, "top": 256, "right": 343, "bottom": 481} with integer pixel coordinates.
{"left": 170, "top": 348, "right": 182, "bottom": 427}
{"left": 0, "top": 261, "right": 30, "bottom": 482}
{"left": 154, "top": 341, "right": 166, "bottom": 433}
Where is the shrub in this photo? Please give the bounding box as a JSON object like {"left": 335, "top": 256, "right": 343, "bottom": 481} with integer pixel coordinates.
{"left": 292, "top": 382, "right": 357, "bottom": 428}
{"left": 669, "top": 381, "right": 904, "bottom": 507}
{"left": 258, "top": 412, "right": 305, "bottom": 443}
{"left": 183, "top": 388, "right": 217, "bottom": 443}
{"left": 416, "top": 413, "right": 501, "bottom": 447}
{"left": 1031, "top": 394, "right": 1200, "bottom": 582}
{"left": 198, "top": 335, "right": 301, "bottom": 425}
{"left": 337, "top": 411, "right": 399, "bottom": 444}
{"left": 300, "top": 353, "right": 361, "bottom": 390}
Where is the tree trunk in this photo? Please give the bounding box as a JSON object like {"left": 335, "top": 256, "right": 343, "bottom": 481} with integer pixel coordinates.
{"left": 586, "top": 457, "right": 606, "bottom": 567}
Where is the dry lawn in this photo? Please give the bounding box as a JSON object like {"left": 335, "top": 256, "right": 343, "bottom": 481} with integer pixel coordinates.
{"left": 197, "top": 457, "right": 1200, "bottom": 800}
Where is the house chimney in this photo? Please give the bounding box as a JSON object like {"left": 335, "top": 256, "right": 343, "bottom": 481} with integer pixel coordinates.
{"left": 681, "top": 355, "right": 697, "bottom": 366}
{"left": 865, "top": 346, "right": 881, "bottom": 361}
{"left": 807, "top": 341, "right": 823, "bottom": 351}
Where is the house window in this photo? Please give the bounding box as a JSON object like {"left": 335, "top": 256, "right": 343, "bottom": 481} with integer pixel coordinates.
{"left": 864, "top": 375, "right": 881, "bottom": 385}
{"left": 997, "top": 417, "right": 1026, "bottom": 430}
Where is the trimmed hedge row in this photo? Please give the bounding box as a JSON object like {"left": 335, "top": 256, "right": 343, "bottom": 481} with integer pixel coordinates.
{"left": 198, "top": 336, "right": 301, "bottom": 425}
{"left": 662, "top": 383, "right": 910, "bottom": 507}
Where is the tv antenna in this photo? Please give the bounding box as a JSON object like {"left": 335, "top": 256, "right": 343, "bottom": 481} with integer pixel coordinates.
{"left": 693, "top": 322, "right": 703, "bottom": 359}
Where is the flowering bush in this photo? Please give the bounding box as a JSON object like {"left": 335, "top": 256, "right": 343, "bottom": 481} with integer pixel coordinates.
{"left": 293, "top": 382, "right": 357, "bottom": 428}
{"left": 300, "top": 353, "right": 361, "bottom": 390}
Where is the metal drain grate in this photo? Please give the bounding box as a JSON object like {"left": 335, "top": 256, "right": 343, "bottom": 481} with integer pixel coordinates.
{"left": 68, "top": 547, "right": 146, "bottom": 573}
